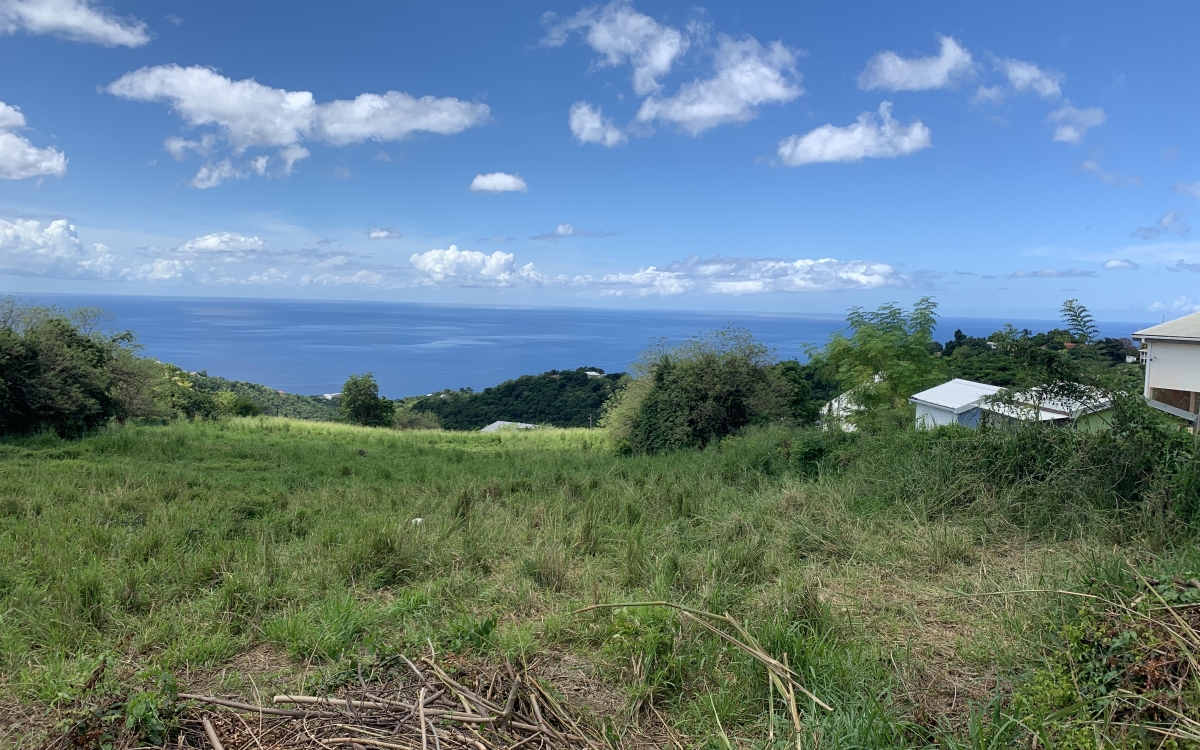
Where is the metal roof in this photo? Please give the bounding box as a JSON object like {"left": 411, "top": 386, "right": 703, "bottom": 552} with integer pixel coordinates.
{"left": 909, "top": 378, "right": 1003, "bottom": 413}
{"left": 1133, "top": 310, "right": 1200, "bottom": 342}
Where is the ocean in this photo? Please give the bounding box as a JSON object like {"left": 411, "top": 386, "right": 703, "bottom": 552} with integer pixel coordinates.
{"left": 17, "top": 294, "right": 1150, "bottom": 398}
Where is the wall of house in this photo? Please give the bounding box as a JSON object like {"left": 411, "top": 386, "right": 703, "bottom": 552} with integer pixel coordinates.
{"left": 915, "top": 403, "right": 957, "bottom": 429}
{"left": 1145, "top": 341, "right": 1200, "bottom": 394}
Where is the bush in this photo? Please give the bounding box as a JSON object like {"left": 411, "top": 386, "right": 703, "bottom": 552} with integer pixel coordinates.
{"left": 340, "top": 373, "right": 394, "bottom": 427}
{"left": 602, "top": 327, "right": 810, "bottom": 454}
{"left": 393, "top": 407, "right": 441, "bottom": 430}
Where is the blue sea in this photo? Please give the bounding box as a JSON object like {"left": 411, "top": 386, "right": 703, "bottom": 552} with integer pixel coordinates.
{"left": 17, "top": 294, "right": 1151, "bottom": 398}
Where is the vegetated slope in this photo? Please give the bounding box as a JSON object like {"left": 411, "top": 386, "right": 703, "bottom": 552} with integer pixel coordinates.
{"left": 406, "top": 367, "right": 626, "bottom": 429}
{"left": 192, "top": 373, "right": 340, "bottom": 421}
{"left": 3, "top": 418, "right": 1196, "bottom": 748}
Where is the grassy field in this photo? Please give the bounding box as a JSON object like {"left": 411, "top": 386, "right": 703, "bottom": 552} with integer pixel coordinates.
{"left": 1, "top": 418, "right": 1197, "bottom": 748}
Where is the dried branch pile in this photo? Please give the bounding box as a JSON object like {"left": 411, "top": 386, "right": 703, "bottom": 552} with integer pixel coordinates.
{"left": 178, "top": 653, "right": 603, "bottom": 750}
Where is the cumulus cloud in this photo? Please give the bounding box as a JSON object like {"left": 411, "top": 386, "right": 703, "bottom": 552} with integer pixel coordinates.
{"left": 191, "top": 159, "right": 243, "bottom": 189}
{"left": 409, "top": 245, "right": 548, "bottom": 286}
{"left": 542, "top": 0, "right": 688, "bottom": 96}
{"left": 1149, "top": 296, "right": 1200, "bottom": 314}
{"left": 0, "top": 101, "right": 67, "bottom": 179}
{"left": 857, "top": 35, "right": 974, "bottom": 92}
{"left": 121, "top": 258, "right": 193, "bottom": 282}
{"left": 469, "top": 172, "right": 528, "bottom": 193}
{"left": 107, "top": 65, "right": 488, "bottom": 185}
{"left": 637, "top": 35, "right": 801, "bottom": 135}
{"left": 0, "top": 0, "right": 150, "bottom": 47}
{"left": 1170, "top": 260, "right": 1200, "bottom": 273}
{"left": 575, "top": 255, "right": 906, "bottom": 296}
{"left": 1171, "top": 181, "right": 1200, "bottom": 201}
{"left": 1007, "top": 268, "right": 1098, "bottom": 279}
{"left": 171, "top": 232, "right": 270, "bottom": 259}
{"left": 1132, "top": 209, "right": 1189, "bottom": 240}
{"left": 367, "top": 227, "right": 401, "bottom": 240}
{"left": 569, "top": 102, "right": 626, "bottom": 147}
{"left": 1048, "top": 104, "right": 1105, "bottom": 144}
{"left": 530, "top": 223, "right": 618, "bottom": 242}
{"left": 997, "top": 58, "right": 1063, "bottom": 99}
{"left": 0, "top": 218, "right": 114, "bottom": 277}
{"left": 300, "top": 270, "right": 388, "bottom": 287}
{"left": 777, "top": 101, "right": 931, "bottom": 166}
{"left": 1104, "top": 259, "right": 1139, "bottom": 270}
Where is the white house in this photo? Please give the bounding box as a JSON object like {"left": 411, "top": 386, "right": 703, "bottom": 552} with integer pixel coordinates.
{"left": 1132, "top": 311, "right": 1200, "bottom": 429}
{"left": 480, "top": 420, "right": 537, "bottom": 432}
{"left": 909, "top": 378, "right": 1003, "bottom": 429}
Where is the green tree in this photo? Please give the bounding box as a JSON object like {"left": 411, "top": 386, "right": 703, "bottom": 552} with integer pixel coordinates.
{"left": 1060, "top": 298, "right": 1099, "bottom": 345}
{"left": 603, "top": 327, "right": 808, "bottom": 453}
{"left": 806, "top": 297, "right": 947, "bottom": 431}
{"left": 339, "top": 373, "right": 394, "bottom": 427}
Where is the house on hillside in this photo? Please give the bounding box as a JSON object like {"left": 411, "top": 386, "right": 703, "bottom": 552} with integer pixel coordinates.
{"left": 480, "top": 420, "right": 537, "bottom": 432}
{"left": 909, "top": 378, "right": 1113, "bottom": 430}
{"left": 1133, "top": 311, "right": 1200, "bottom": 430}
{"left": 981, "top": 385, "right": 1113, "bottom": 430}
{"left": 909, "top": 378, "right": 1003, "bottom": 429}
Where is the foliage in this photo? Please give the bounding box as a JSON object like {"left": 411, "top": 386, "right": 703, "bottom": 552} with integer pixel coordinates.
{"left": 193, "top": 373, "right": 339, "bottom": 421}
{"left": 340, "top": 373, "right": 394, "bottom": 427}
{"left": 0, "top": 297, "right": 184, "bottom": 436}
{"left": 406, "top": 367, "right": 625, "bottom": 430}
{"left": 602, "top": 328, "right": 811, "bottom": 453}
{"left": 393, "top": 404, "right": 442, "bottom": 430}
{"left": 806, "top": 297, "right": 947, "bottom": 431}
{"left": 1061, "top": 298, "right": 1100, "bottom": 345}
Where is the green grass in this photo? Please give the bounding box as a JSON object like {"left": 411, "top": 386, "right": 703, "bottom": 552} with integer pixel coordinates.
{"left": 0, "top": 418, "right": 1195, "bottom": 748}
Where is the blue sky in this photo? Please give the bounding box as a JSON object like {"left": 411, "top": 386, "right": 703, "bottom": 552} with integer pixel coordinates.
{"left": 0, "top": 0, "right": 1197, "bottom": 319}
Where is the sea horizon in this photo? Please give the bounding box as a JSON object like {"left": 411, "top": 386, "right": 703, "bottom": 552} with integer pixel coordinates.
{"left": 13, "top": 291, "right": 1156, "bottom": 399}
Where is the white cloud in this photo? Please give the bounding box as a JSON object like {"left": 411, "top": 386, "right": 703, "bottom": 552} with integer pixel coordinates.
{"left": 858, "top": 35, "right": 973, "bottom": 92}
{"left": 1132, "top": 209, "right": 1189, "bottom": 240}
{"left": 1104, "top": 259, "right": 1139, "bottom": 270}
{"left": 637, "top": 35, "right": 801, "bottom": 135}
{"left": 543, "top": 0, "right": 688, "bottom": 96}
{"left": 586, "top": 267, "right": 692, "bottom": 296}
{"left": 1007, "top": 268, "right": 1098, "bottom": 279}
{"left": 172, "top": 232, "right": 270, "bottom": 259}
{"left": 0, "top": 101, "right": 67, "bottom": 179}
{"left": 409, "top": 245, "right": 547, "bottom": 287}
{"left": 576, "top": 255, "right": 906, "bottom": 295}
{"left": 569, "top": 102, "right": 626, "bottom": 147}
{"left": 997, "top": 58, "right": 1063, "bottom": 99}
{"left": 971, "top": 85, "right": 1005, "bottom": 104}
{"left": 469, "top": 172, "right": 528, "bottom": 193}
{"left": 777, "top": 101, "right": 931, "bottom": 167}
{"left": 368, "top": 227, "right": 401, "bottom": 240}
{"left": 0, "top": 0, "right": 149, "bottom": 47}
{"left": 300, "top": 270, "right": 388, "bottom": 287}
{"left": 530, "top": 222, "right": 618, "bottom": 241}
{"left": 1171, "top": 182, "right": 1200, "bottom": 201}
{"left": 1048, "top": 104, "right": 1105, "bottom": 144}
{"left": 0, "top": 218, "right": 115, "bottom": 277}
{"left": 278, "top": 144, "right": 309, "bottom": 175}
{"left": 191, "top": 159, "right": 242, "bottom": 189}
{"left": 107, "top": 65, "right": 488, "bottom": 185}
{"left": 1149, "top": 296, "right": 1200, "bottom": 314}
{"left": 1079, "top": 159, "right": 1141, "bottom": 186}
{"left": 122, "top": 258, "right": 192, "bottom": 282}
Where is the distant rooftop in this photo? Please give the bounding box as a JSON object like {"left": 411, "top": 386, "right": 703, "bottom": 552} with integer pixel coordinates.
{"left": 1133, "top": 310, "right": 1200, "bottom": 343}
{"left": 910, "top": 378, "right": 1003, "bottom": 413}
{"left": 480, "top": 420, "right": 537, "bottom": 432}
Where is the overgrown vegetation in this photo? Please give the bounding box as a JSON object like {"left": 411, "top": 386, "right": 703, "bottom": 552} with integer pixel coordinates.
{"left": 3, "top": 296, "right": 1198, "bottom": 748}
{"left": 192, "top": 373, "right": 339, "bottom": 421}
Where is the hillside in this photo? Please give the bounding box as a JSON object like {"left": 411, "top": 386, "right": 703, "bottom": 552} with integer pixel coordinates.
{"left": 405, "top": 366, "right": 626, "bottom": 429}
{"left": 2, "top": 418, "right": 1196, "bottom": 748}
{"left": 191, "top": 372, "right": 341, "bottom": 421}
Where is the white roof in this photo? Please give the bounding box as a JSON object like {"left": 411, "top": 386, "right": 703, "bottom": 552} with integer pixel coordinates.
{"left": 480, "top": 420, "right": 537, "bottom": 432}
{"left": 982, "top": 385, "right": 1112, "bottom": 421}
{"left": 909, "top": 379, "right": 1003, "bottom": 414}
{"left": 1133, "top": 310, "right": 1200, "bottom": 342}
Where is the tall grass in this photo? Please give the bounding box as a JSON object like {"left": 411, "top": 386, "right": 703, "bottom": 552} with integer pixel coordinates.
{"left": 0, "top": 417, "right": 1195, "bottom": 747}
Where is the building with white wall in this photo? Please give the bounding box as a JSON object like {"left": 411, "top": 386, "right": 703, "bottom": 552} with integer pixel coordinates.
{"left": 1133, "top": 311, "right": 1200, "bottom": 429}
{"left": 909, "top": 378, "right": 1003, "bottom": 429}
